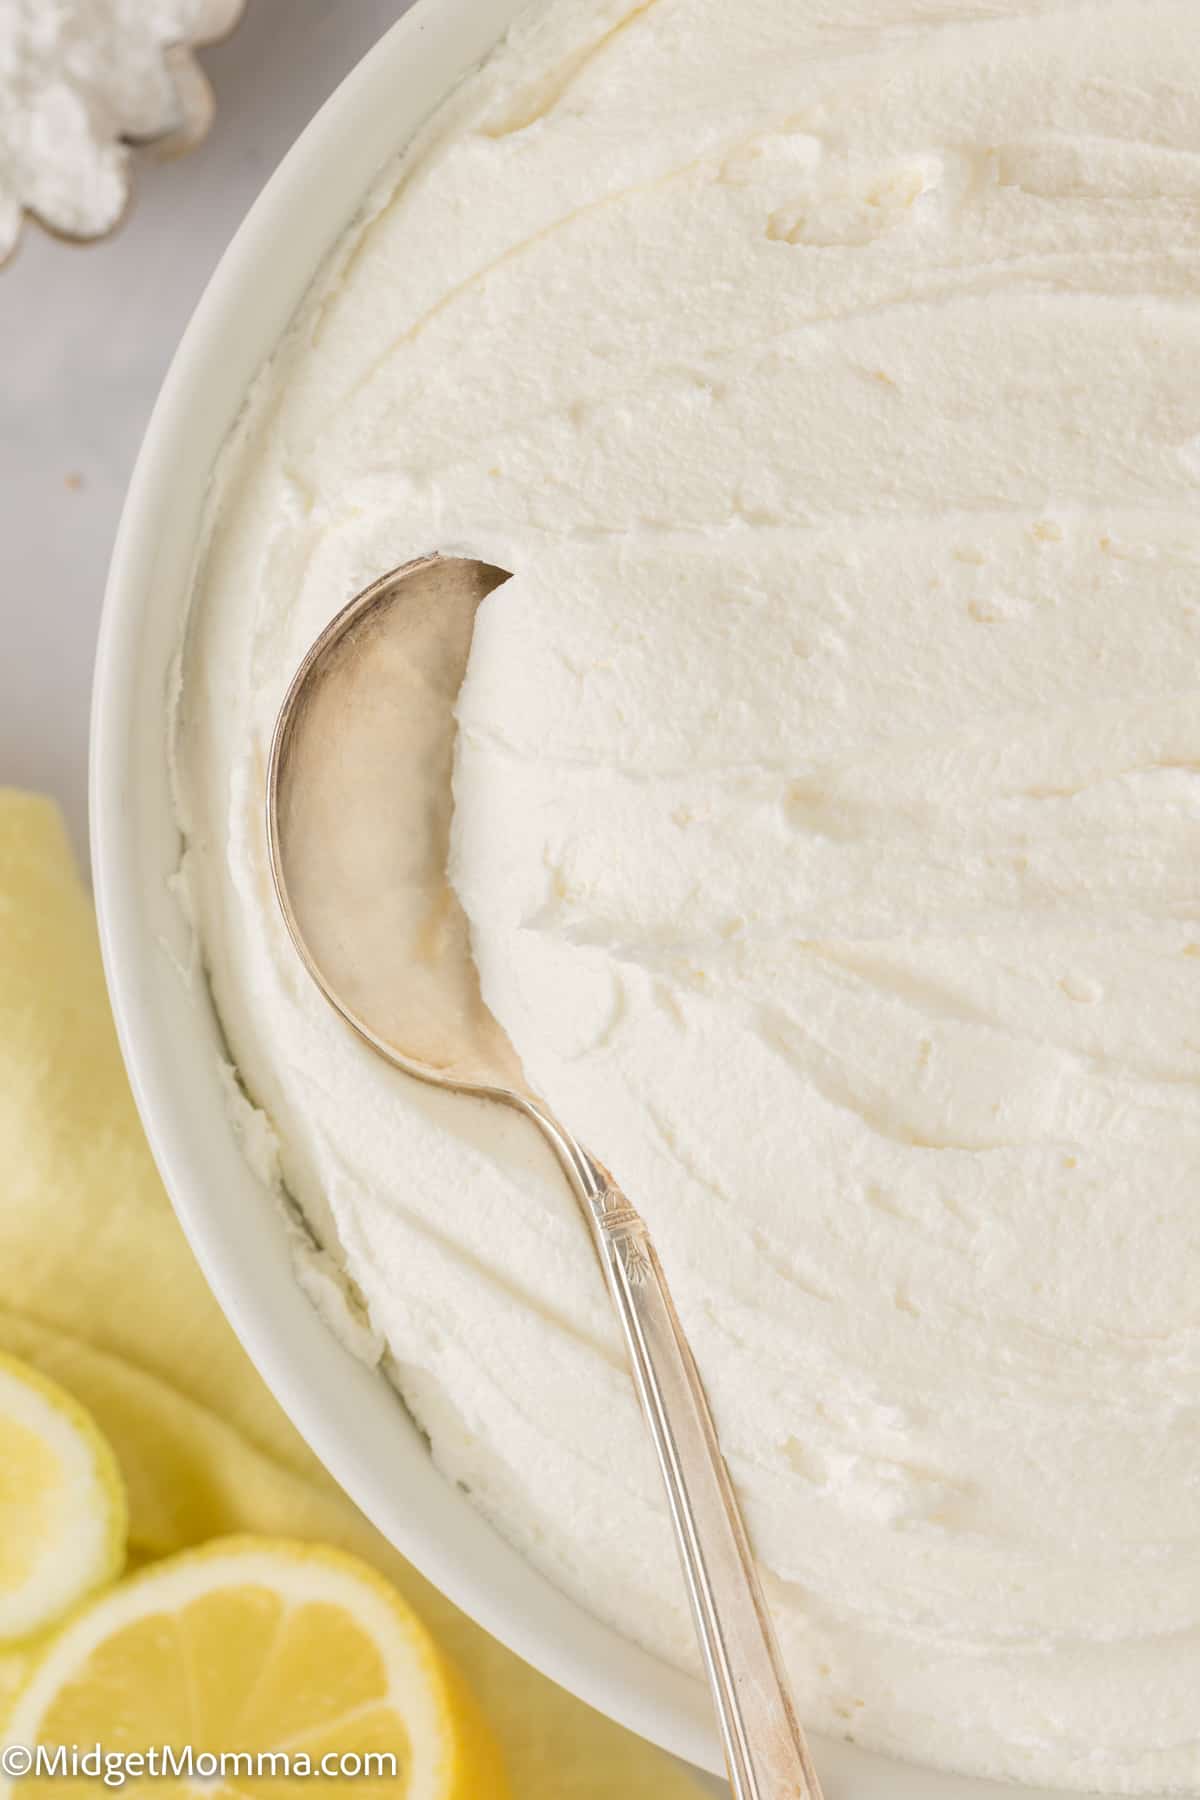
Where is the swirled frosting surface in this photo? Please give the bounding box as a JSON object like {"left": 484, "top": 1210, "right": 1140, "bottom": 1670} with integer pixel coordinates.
{"left": 178, "top": 1, "right": 1200, "bottom": 1786}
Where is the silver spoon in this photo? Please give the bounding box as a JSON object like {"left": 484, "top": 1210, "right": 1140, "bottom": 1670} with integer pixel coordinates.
{"left": 266, "top": 552, "right": 824, "bottom": 1800}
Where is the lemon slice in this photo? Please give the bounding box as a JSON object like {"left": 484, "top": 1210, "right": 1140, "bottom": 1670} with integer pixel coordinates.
{"left": 1, "top": 1537, "right": 510, "bottom": 1799}
{"left": 0, "top": 1355, "right": 126, "bottom": 1647}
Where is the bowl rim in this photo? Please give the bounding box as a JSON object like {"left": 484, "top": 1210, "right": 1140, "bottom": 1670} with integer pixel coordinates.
{"left": 90, "top": 6, "right": 1062, "bottom": 1797}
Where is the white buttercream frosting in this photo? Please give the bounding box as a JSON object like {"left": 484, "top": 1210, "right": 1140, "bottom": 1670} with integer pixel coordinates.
{"left": 177, "top": 0, "right": 1200, "bottom": 1787}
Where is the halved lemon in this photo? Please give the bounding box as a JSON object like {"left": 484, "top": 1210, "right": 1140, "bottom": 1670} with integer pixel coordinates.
{"left": 0, "top": 1354, "right": 126, "bottom": 1647}
{"left": 1, "top": 1537, "right": 510, "bottom": 1798}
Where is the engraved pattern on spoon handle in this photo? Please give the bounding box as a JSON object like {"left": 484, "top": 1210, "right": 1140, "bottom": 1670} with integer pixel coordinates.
{"left": 586, "top": 1176, "right": 824, "bottom": 1800}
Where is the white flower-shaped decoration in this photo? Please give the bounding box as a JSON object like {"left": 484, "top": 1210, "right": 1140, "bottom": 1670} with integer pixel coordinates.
{"left": 0, "top": 0, "right": 244, "bottom": 261}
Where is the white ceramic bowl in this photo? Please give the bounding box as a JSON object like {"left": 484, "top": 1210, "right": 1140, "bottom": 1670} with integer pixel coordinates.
{"left": 92, "top": 6, "right": 1069, "bottom": 1797}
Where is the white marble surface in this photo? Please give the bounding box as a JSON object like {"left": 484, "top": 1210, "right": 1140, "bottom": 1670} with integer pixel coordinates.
{"left": 0, "top": 5, "right": 726, "bottom": 1788}
{"left": 0, "top": 0, "right": 413, "bottom": 867}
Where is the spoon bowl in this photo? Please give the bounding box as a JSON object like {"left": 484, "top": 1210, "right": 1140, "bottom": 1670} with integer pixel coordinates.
{"left": 267, "top": 553, "right": 524, "bottom": 1094}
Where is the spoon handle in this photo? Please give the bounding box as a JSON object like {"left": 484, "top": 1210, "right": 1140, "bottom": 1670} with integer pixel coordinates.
{"left": 580, "top": 1160, "right": 824, "bottom": 1800}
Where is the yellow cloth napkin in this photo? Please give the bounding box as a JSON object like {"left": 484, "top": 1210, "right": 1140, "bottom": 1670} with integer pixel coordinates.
{"left": 0, "top": 789, "right": 703, "bottom": 1797}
